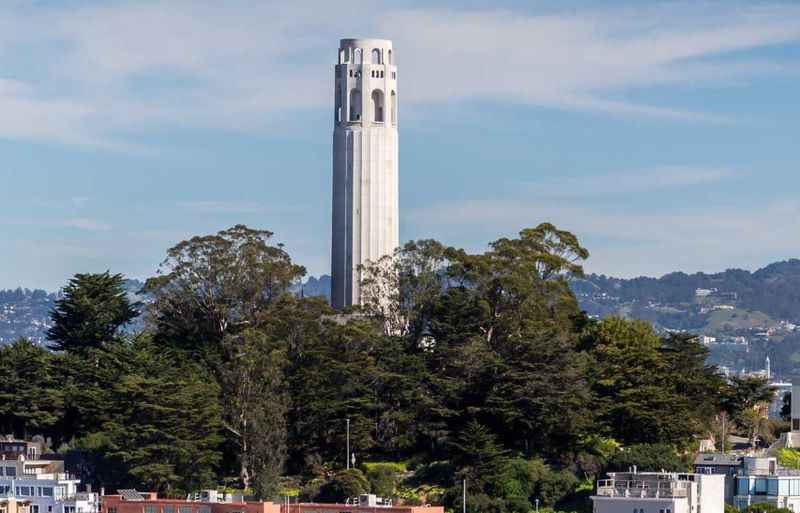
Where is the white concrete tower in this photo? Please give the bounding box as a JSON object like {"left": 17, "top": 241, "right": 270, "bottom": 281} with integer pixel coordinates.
{"left": 331, "top": 38, "right": 399, "bottom": 310}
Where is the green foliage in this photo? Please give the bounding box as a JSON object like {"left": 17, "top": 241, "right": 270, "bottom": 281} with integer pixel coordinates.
{"left": 365, "top": 463, "right": 403, "bottom": 497}
{"left": 77, "top": 336, "right": 223, "bottom": 495}
{"left": 47, "top": 271, "right": 139, "bottom": 352}
{"left": 316, "top": 469, "right": 370, "bottom": 502}
{"left": 4, "top": 223, "right": 767, "bottom": 509}
{"left": 740, "top": 503, "right": 792, "bottom": 513}
{"left": 584, "top": 318, "right": 723, "bottom": 446}
{"left": 604, "top": 444, "right": 689, "bottom": 473}
{"left": 778, "top": 449, "right": 800, "bottom": 470}
{"left": 0, "top": 339, "right": 64, "bottom": 439}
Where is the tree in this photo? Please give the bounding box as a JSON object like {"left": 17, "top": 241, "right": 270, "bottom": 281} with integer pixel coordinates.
{"left": 144, "top": 225, "right": 305, "bottom": 361}
{"left": 451, "top": 420, "right": 509, "bottom": 498}
{"left": 316, "top": 469, "right": 370, "bottom": 502}
{"left": 145, "top": 225, "right": 305, "bottom": 488}
{"left": 584, "top": 318, "right": 722, "bottom": 446}
{"left": 88, "top": 336, "right": 223, "bottom": 495}
{"left": 604, "top": 443, "right": 688, "bottom": 473}
{"left": 365, "top": 464, "right": 402, "bottom": 497}
{"left": 0, "top": 339, "right": 64, "bottom": 439}
{"left": 721, "top": 376, "right": 776, "bottom": 447}
{"left": 47, "top": 271, "right": 138, "bottom": 353}
{"left": 221, "top": 329, "right": 288, "bottom": 498}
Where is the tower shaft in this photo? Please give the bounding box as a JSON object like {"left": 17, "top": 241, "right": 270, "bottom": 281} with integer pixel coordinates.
{"left": 331, "top": 39, "right": 399, "bottom": 310}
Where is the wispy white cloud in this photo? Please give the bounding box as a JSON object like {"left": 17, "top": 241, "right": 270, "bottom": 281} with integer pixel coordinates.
{"left": 63, "top": 218, "right": 111, "bottom": 231}
{"left": 405, "top": 196, "right": 800, "bottom": 278}
{"left": 0, "top": 1, "right": 798, "bottom": 146}
{"left": 532, "top": 166, "right": 737, "bottom": 198}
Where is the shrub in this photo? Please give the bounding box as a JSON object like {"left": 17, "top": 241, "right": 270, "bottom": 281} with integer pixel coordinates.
{"left": 315, "top": 469, "right": 370, "bottom": 503}
{"left": 367, "top": 464, "right": 401, "bottom": 497}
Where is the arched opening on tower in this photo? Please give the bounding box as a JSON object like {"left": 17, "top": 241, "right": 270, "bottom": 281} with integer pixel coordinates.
{"left": 371, "top": 89, "right": 384, "bottom": 122}
{"left": 390, "top": 90, "right": 396, "bottom": 124}
{"left": 349, "top": 88, "right": 361, "bottom": 121}
{"left": 387, "top": 49, "right": 392, "bottom": 65}
{"left": 354, "top": 48, "right": 363, "bottom": 64}
{"left": 336, "top": 85, "right": 342, "bottom": 122}
{"left": 371, "top": 48, "right": 381, "bottom": 64}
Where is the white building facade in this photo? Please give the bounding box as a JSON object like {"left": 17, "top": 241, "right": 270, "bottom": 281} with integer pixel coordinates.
{"left": 331, "top": 38, "right": 399, "bottom": 310}
{"left": 0, "top": 457, "right": 98, "bottom": 513}
{"left": 592, "top": 472, "right": 724, "bottom": 513}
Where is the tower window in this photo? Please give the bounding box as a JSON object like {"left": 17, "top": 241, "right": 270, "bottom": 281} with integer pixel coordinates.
{"left": 354, "top": 48, "right": 363, "bottom": 64}
{"left": 349, "top": 88, "right": 361, "bottom": 121}
{"left": 391, "top": 90, "right": 396, "bottom": 124}
{"left": 371, "top": 89, "right": 384, "bottom": 122}
{"left": 371, "top": 48, "right": 381, "bottom": 64}
{"left": 388, "top": 49, "right": 392, "bottom": 65}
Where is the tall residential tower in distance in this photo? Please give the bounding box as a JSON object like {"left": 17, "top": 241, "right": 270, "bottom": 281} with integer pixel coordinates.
{"left": 331, "top": 38, "right": 399, "bottom": 310}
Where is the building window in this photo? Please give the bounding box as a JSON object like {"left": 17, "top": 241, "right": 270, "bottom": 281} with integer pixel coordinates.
{"left": 5, "top": 467, "right": 16, "bottom": 477}
{"left": 179, "top": 507, "right": 192, "bottom": 513}
{"left": 32, "top": 506, "right": 39, "bottom": 513}
{"left": 349, "top": 89, "right": 361, "bottom": 121}
{"left": 198, "top": 507, "right": 210, "bottom": 513}
{"left": 371, "top": 89, "right": 384, "bottom": 122}
{"left": 390, "top": 90, "right": 397, "bottom": 124}
{"left": 371, "top": 48, "right": 381, "bottom": 64}
{"left": 354, "top": 48, "right": 362, "bottom": 64}
{"left": 388, "top": 49, "right": 392, "bottom": 64}
{"left": 144, "top": 506, "right": 158, "bottom": 513}
{"left": 164, "top": 506, "right": 175, "bottom": 513}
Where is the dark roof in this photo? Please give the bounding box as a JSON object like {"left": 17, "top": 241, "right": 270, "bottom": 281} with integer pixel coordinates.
{"left": 118, "top": 490, "right": 145, "bottom": 501}
{"left": 694, "top": 453, "right": 742, "bottom": 466}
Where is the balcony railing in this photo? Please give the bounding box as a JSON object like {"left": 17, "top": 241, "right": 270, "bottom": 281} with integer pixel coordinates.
{"left": 596, "top": 480, "right": 689, "bottom": 499}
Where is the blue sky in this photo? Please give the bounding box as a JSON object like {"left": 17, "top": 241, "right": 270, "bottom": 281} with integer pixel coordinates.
{"left": 1, "top": 0, "right": 799, "bottom": 290}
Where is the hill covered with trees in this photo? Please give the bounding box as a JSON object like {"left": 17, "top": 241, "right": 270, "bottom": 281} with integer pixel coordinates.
{"left": 0, "top": 224, "right": 780, "bottom": 513}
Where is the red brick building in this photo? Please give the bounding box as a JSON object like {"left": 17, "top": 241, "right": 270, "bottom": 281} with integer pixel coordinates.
{"left": 279, "top": 503, "right": 443, "bottom": 513}
{"left": 100, "top": 492, "right": 443, "bottom": 513}
{"left": 101, "top": 492, "right": 280, "bottom": 513}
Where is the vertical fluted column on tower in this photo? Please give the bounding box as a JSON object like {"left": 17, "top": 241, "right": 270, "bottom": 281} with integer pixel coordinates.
{"left": 331, "top": 38, "right": 399, "bottom": 310}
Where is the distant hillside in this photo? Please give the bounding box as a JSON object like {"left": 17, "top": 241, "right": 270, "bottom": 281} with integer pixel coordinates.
{"left": 0, "top": 279, "right": 146, "bottom": 345}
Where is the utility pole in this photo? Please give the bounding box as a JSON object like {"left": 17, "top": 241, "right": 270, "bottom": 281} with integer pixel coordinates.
{"left": 462, "top": 479, "right": 466, "bottom": 513}
{"left": 722, "top": 413, "right": 726, "bottom": 454}
{"left": 346, "top": 418, "right": 351, "bottom": 470}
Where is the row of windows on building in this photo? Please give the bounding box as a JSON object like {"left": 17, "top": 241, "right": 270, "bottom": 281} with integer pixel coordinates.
{"left": 128, "top": 506, "right": 228, "bottom": 513}
{"left": 336, "top": 68, "right": 397, "bottom": 81}
{"left": 335, "top": 88, "right": 397, "bottom": 124}
{"left": 0, "top": 484, "right": 57, "bottom": 497}
{"left": 0, "top": 505, "right": 57, "bottom": 513}
{"left": 339, "top": 47, "right": 392, "bottom": 66}
{"left": 737, "top": 477, "right": 800, "bottom": 496}
{"left": 1, "top": 466, "right": 17, "bottom": 476}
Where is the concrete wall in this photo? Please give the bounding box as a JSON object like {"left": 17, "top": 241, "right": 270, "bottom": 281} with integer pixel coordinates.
{"left": 592, "top": 497, "right": 688, "bottom": 513}
{"left": 697, "top": 475, "right": 725, "bottom": 513}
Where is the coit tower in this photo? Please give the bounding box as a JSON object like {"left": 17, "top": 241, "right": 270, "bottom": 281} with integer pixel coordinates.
{"left": 331, "top": 38, "right": 399, "bottom": 310}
